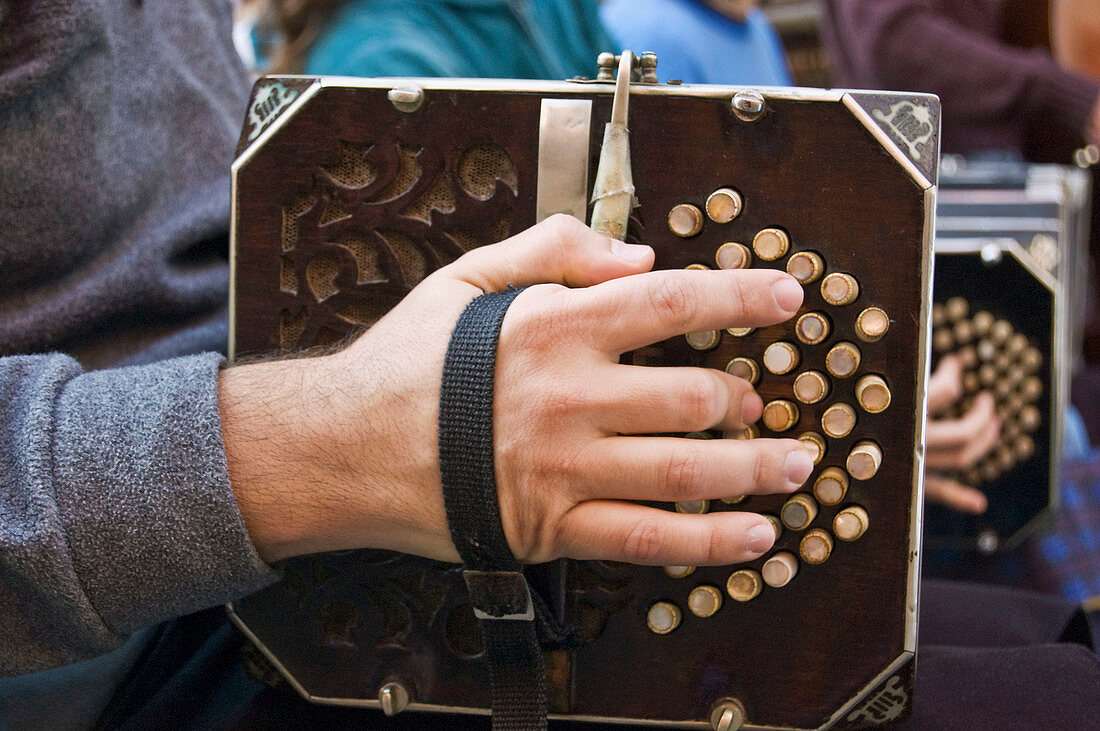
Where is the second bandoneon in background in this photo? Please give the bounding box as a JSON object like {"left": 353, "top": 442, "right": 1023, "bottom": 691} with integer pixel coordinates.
{"left": 929, "top": 159, "right": 1091, "bottom": 552}
{"left": 229, "top": 66, "right": 937, "bottom": 729}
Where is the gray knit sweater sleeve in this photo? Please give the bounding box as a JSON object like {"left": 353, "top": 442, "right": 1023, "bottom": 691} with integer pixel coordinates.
{"left": 0, "top": 352, "right": 278, "bottom": 676}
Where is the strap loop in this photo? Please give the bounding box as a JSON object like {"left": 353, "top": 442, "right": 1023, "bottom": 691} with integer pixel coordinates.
{"left": 438, "top": 286, "right": 548, "bottom": 730}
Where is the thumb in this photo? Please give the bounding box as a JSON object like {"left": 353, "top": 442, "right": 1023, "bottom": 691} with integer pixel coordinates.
{"left": 442, "top": 214, "right": 654, "bottom": 292}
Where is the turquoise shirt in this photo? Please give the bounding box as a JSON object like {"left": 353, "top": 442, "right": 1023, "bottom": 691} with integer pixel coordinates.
{"left": 305, "top": 0, "right": 615, "bottom": 80}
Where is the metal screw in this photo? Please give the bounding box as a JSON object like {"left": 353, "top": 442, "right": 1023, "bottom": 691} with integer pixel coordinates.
{"left": 379, "top": 681, "right": 410, "bottom": 716}
{"left": 596, "top": 52, "right": 617, "bottom": 81}
{"left": 980, "top": 242, "right": 1003, "bottom": 266}
{"left": 387, "top": 85, "right": 424, "bottom": 113}
{"left": 977, "top": 529, "right": 1000, "bottom": 554}
{"left": 640, "top": 51, "right": 659, "bottom": 83}
{"left": 731, "top": 89, "right": 766, "bottom": 122}
{"left": 710, "top": 698, "right": 746, "bottom": 731}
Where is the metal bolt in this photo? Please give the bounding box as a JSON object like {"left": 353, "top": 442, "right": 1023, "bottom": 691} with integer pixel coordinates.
{"left": 710, "top": 698, "right": 746, "bottom": 731}
{"left": 640, "top": 51, "right": 659, "bottom": 83}
{"left": 980, "top": 242, "right": 1003, "bottom": 265}
{"left": 731, "top": 89, "right": 766, "bottom": 122}
{"left": 596, "top": 52, "right": 617, "bottom": 81}
{"left": 387, "top": 85, "right": 424, "bottom": 113}
{"left": 977, "top": 529, "right": 1000, "bottom": 554}
{"left": 379, "top": 681, "right": 410, "bottom": 716}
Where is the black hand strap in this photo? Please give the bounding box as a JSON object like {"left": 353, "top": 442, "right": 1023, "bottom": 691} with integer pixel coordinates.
{"left": 438, "top": 286, "right": 547, "bottom": 731}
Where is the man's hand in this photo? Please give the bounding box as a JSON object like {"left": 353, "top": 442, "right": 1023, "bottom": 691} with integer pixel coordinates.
{"left": 221, "top": 215, "right": 810, "bottom": 568}
{"left": 924, "top": 355, "right": 1000, "bottom": 514}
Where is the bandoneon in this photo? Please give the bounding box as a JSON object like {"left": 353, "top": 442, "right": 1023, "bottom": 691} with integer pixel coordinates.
{"left": 229, "top": 65, "right": 938, "bottom": 729}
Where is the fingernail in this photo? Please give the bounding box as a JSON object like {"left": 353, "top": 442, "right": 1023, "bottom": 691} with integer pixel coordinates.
{"left": 745, "top": 523, "right": 776, "bottom": 555}
{"left": 772, "top": 277, "right": 804, "bottom": 312}
{"left": 611, "top": 239, "right": 651, "bottom": 262}
{"left": 785, "top": 449, "right": 814, "bottom": 488}
{"left": 741, "top": 391, "right": 762, "bottom": 424}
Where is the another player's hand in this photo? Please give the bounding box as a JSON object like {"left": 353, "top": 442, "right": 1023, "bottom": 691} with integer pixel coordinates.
{"left": 924, "top": 355, "right": 1000, "bottom": 514}
{"left": 222, "top": 215, "right": 811, "bottom": 566}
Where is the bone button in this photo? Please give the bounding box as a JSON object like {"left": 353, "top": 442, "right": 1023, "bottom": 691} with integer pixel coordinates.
{"left": 953, "top": 319, "right": 973, "bottom": 344}
{"left": 1020, "top": 376, "right": 1043, "bottom": 402}
{"left": 798, "top": 432, "right": 827, "bottom": 464}
{"left": 944, "top": 296, "right": 969, "bottom": 321}
{"left": 647, "top": 601, "right": 682, "bottom": 634}
{"left": 726, "top": 569, "right": 763, "bottom": 602}
{"left": 931, "top": 303, "right": 946, "bottom": 329}
{"left": 991, "top": 320, "right": 1012, "bottom": 344}
{"left": 799, "top": 528, "right": 834, "bottom": 565}
{"left": 688, "top": 585, "right": 724, "bottom": 618}
{"left": 856, "top": 374, "right": 892, "bottom": 413}
{"left": 825, "top": 342, "right": 861, "bottom": 378}
{"left": 763, "top": 341, "right": 800, "bottom": 374}
{"left": 793, "top": 370, "right": 830, "bottom": 404}
{"left": 668, "top": 204, "right": 704, "bottom": 237}
{"left": 781, "top": 493, "right": 818, "bottom": 531}
{"left": 1020, "top": 405, "right": 1042, "bottom": 432}
{"left": 820, "top": 273, "right": 859, "bottom": 306}
{"left": 856, "top": 307, "right": 890, "bottom": 341}
{"left": 972, "top": 310, "right": 994, "bottom": 335}
{"left": 664, "top": 565, "right": 696, "bottom": 579}
{"left": 715, "top": 242, "right": 752, "bottom": 269}
{"left": 761, "top": 551, "right": 799, "bottom": 587}
{"left": 1014, "top": 435, "right": 1036, "bottom": 461}
{"left": 685, "top": 263, "right": 710, "bottom": 272}
{"left": 796, "top": 312, "right": 831, "bottom": 345}
{"left": 706, "top": 188, "right": 744, "bottom": 223}
{"left": 813, "top": 466, "right": 850, "bottom": 506}
{"left": 676, "top": 500, "right": 709, "bottom": 514}
{"left": 686, "top": 330, "right": 721, "bottom": 351}
{"left": 763, "top": 399, "right": 800, "bottom": 432}
{"left": 846, "top": 441, "right": 883, "bottom": 480}
{"left": 933, "top": 329, "right": 954, "bottom": 353}
{"left": 726, "top": 357, "right": 760, "bottom": 385}
{"left": 720, "top": 495, "right": 745, "bottom": 504}
{"left": 764, "top": 514, "right": 783, "bottom": 540}
{"left": 787, "top": 251, "right": 825, "bottom": 284}
{"left": 1022, "top": 347, "right": 1043, "bottom": 373}
{"left": 833, "top": 505, "right": 870, "bottom": 541}
{"left": 727, "top": 326, "right": 754, "bottom": 337}
{"left": 731, "top": 425, "right": 759, "bottom": 440}
{"left": 821, "top": 403, "right": 857, "bottom": 438}
{"left": 752, "top": 228, "right": 790, "bottom": 260}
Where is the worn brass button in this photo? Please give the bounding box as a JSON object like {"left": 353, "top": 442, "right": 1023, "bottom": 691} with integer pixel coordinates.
{"left": 787, "top": 251, "right": 825, "bottom": 284}
{"left": 668, "top": 204, "right": 705, "bottom": 237}
{"left": 752, "top": 228, "right": 790, "bottom": 261}
{"left": 706, "top": 188, "right": 743, "bottom": 223}
{"left": 715, "top": 242, "right": 751, "bottom": 270}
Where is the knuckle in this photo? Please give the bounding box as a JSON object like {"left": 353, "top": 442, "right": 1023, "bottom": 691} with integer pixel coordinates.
{"left": 623, "top": 519, "right": 666, "bottom": 563}
{"left": 704, "top": 525, "right": 732, "bottom": 565}
{"left": 727, "top": 275, "right": 755, "bottom": 318}
{"left": 662, "top": 448, "right": 703, "bottom": 500}
{"left": 681, "top": 371, "right": 723, "bottom": 428}
{"left": 749, "top": 447, "right": 771, "bottom": 492}
{"left": 649, "top": 275, "right": 698, "bottom": 327}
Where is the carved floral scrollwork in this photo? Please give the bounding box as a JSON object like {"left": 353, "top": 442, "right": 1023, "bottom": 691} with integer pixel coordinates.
{"left": 277, "top": 139, "right": 519, "bottom": 350}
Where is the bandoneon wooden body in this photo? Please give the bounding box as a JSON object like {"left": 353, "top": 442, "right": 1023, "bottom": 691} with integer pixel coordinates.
{"left": 229, "top": 75, "right": 938, "bottom": 729}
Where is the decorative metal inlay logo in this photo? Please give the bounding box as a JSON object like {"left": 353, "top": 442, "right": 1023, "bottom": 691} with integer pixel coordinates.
{"left": 248, "top": 82, "right": 299, "bottom": 141}
{"left": 872, "top": 101, "right": 935, "bottom": 161}
{"left": 845, "top": 674, "right": 908, "bottom": 726}
{"left": 1028, "top": 234, "right": 1061, "bottom": 273}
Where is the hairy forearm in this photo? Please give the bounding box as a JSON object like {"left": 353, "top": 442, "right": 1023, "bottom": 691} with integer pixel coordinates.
{"left": 218, "top": 353, "right": 452, "bottom": 564}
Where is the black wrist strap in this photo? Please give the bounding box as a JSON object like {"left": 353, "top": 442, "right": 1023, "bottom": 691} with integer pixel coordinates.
{"left": 438, "top": 286, "right": 547, "bottom": 731}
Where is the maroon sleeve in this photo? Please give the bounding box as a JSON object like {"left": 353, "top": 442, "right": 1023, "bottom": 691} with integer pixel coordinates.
{"left": 822, "top": 0, "right": 1100, "bottom": 153}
